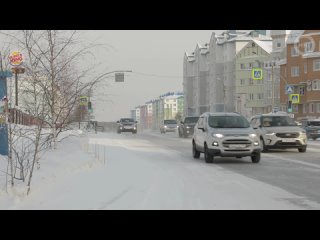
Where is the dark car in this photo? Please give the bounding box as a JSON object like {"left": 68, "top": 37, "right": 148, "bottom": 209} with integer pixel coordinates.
{"left": 178, "top": 116, "right": 199, "bottom": 138}
{"left": 117, "top": 118, "right": 137, "bottom": 134}
{"left": 301, "top": 119, "right": 320, "bottom": 140}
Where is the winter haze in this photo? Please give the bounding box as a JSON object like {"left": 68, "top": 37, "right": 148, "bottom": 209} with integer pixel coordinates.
{"left": 81, "top": 30, "right": 223, "bottom": 122}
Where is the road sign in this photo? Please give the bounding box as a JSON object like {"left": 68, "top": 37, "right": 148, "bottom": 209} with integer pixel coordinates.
{"left": 290, "top": 94, "right": 300, "bottom": 104}
{"left": 8, "top": 51, "right": 23, "bottom": 66}
{"left": 79, "top": 96, "right": 88, "bottom": 106}
{"left": 252, "top": 68, "right": 263, "bottom": 80}
{"left": 285, "top": 85, "right": 294, "bottom": 94}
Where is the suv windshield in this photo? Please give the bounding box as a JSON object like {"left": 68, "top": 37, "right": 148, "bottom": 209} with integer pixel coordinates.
{"left": 208, "top": 116, "right": 250, "bottom": 128}
{"left": 164, "top": 120, "right": 177, "bottom": 124}
{"left": 261, "top": 116, "right": 297, "bottom": 127}
{"left": 184, "top": 117, "right": 199, "bottom": 124}
{"left": 120, "top": 118, "right": 134, "bottom": 123}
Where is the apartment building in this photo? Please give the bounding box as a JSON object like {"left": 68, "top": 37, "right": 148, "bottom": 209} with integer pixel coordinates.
{"left": 279, "top": 30, "right": 320, "bottom": 120}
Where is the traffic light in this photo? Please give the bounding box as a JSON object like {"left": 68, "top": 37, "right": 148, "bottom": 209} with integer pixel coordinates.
{"left": 287, "top": 100, "right": 292, "bottom": 113}
{"left": 88, "top": 101, "right": 92, "bottom": 110}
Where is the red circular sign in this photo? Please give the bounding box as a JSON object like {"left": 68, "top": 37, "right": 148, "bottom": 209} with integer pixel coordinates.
{"left": 8, "top": 51, "right": 23, "bottom": 66}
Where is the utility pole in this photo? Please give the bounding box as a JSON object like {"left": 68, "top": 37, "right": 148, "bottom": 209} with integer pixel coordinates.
{"left": 271, "top": 63, "right": 274, "bottom": 112}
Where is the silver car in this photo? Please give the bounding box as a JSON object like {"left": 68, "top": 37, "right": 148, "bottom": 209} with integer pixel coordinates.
{"left": 160, "top": 119, "right": 178, "bottom": 134}
{"left": 192, "top": 112, "right": 261, "bottom": 163}
{"left": 250, "top": 113, "right": 307, "bottom": 152}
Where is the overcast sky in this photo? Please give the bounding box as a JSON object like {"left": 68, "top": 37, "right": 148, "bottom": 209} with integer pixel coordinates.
{"left": 82, "top": 30, "right": 224, "bottom": 122}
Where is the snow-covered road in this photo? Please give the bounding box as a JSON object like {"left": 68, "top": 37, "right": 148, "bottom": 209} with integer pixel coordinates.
{"left": 1, "top": 131, "right": 320, "bottom": 209}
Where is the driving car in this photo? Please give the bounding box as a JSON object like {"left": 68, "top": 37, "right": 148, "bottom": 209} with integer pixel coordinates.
{"left": 117, "top": 118, "right": 137, "bottom": 134}
{"left": 178, "top": 116, "right": 199, "bottom": 138}
{"left": 250, "top": 113, "right": 307, "bottom": 152}
{"left": 160, "top": 119, "right": 178, "bottom": 134}
{"left": 301, "top": 119, "right": 320, "bottom": 140}
{"left": 192, "top": 112, "right": 261, "bottom": 163}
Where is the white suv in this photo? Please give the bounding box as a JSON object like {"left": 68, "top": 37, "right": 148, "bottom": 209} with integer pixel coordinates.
{"left": 250, "top": 113, "right": 307, "bottom": 152}
{"left": 192, "top": 112, "right": 261, "bottom": 163}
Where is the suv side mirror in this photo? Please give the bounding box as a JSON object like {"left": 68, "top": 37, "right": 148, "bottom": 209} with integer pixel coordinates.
{"left": 198, "top": 127, "right": 205, "bottom": 132}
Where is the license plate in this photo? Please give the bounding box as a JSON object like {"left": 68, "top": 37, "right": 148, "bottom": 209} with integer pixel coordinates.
{"left": 231, "top": 144, "right": 246, "bottom": 148}
{"left": 282, "top": 138, "right": 295, "bottom": 142}
{"left": 124, "top": 126, "right": 132, "bottom": 129}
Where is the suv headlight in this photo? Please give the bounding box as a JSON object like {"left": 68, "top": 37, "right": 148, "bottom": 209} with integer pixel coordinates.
{"left": 265, "top": 131, "right": 275, "bottom": 136}
{"left": 212, "top": 133, "right": 224, "bottom": 138}
{"left": 249, "top": 133, "right": 257, "bottom": 138}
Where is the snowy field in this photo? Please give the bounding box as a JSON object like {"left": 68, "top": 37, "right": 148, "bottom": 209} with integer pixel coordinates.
{"left": 1, "top": 130, "right": 320, "bottom": 209}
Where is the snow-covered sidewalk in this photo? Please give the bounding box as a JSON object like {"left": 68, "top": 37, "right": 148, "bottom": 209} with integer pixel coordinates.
{"left": 1, "top": 132, "right": 319, "bottom": 209}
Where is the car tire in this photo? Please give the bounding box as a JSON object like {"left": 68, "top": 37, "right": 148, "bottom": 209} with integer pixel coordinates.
{"left": 298, "top": 146, "right": 307, "bottom": 152}
{"left": 251, "top": 152, "right": 261, "bottom": 163}
{"left": 192, "top": 141, "right": 200, "bottom": 159}
{"left": 204, "top": 144, "right": 213, "bottom": 163}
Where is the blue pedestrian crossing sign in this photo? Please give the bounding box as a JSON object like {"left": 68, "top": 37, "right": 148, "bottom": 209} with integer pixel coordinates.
{"left": 252, "top": 68, "right": 263, "bottom": 80}
{"left": 285, "top": 85, "right": 294, "bottom": 94}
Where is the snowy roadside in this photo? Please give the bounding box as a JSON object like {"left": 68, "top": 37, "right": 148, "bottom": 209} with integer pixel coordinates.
{"left": 1, "top": 131, "right": 320, "bottom": 209}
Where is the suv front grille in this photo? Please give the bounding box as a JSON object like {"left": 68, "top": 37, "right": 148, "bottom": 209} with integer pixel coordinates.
{"left": 276, "top": 133, "right": 299, "bottom": 138}
{"left": 222, "top": 139, "right": 252, "bottom": 148}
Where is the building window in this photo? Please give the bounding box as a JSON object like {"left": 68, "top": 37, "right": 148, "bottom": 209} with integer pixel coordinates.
{"left": 313, "top": 59, "right": 320, "bottom": 71}
{"left": 249, "top": 63, "right": 253, "bottom": 69}
{"left": 257, "top": 93, "right": 264, "bottom": 99}
{"left": 309, "top": 103, "right": 314, "bottom": 113}
{"left": 304, "top": 63, "right": 308, "bottom": 73}
{"left": 277, "top": 42, "right": 281, "bottom": 48}
{"left": 291, "top": 66, "right": 300, "bottom": 77}
{"left": 317, "top": 103, "right": 320, "bottom": 113}
{"left": 305, "top": 41, "right": 313, "bottom": 53}
{"left": 240, "top": 63, "right": 245, "bottom": 69}
{"left": 293, "top": 104, "right": 299, "bottom": 113}
{"left": 291, "top": 47, "right": 299, "bottom": 57}
{"left": 299, "top": 86, "right": 305, "bottom": 95}
{"left": 312, "top": 79, "right": 320, "bottom": 90}
{"left": 303, "top": 104, "right": 307, "bottom": 114}
{"left": 240, "top": 79, "right": 245, "bottom": 85}
{"left": 249, "top": 93, "right": 254, "bottom": 100}
{"left": 249, "top": 78, "right": 253, "bottom": 85}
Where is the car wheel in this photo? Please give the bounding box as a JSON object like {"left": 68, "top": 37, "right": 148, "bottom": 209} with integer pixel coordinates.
{"left": 192, "top": 141, "right": 200, "bottom": 159}
{"left": 261, "top": 138, "right": 268, "bottom": 152}
{"left": 251, "top": 152, "right": 261, "bottom": 163}
{"left": 298, "top": 146, "right": 307, "bottom": 152}
{"left": 204, "top": 144, "right": 213, "bottom": 163}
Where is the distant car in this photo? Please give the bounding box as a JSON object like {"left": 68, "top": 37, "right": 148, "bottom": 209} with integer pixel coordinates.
{"left": 250, "top": 113, "right": 307, "bottom": 152}
{"left": 178, "top": 116, "right": 199, "bottom": 138}
{"left": 301, "top": 119, "right": 320, "bottom": 140}
{"left": 160, "top": 119, "right": 178, "bottom": 134}
{"left": 117, "top": 118, "right": 137, "bottom": 134}
{"left": 192, "top": 112, "right": 261, "bottom": 163}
